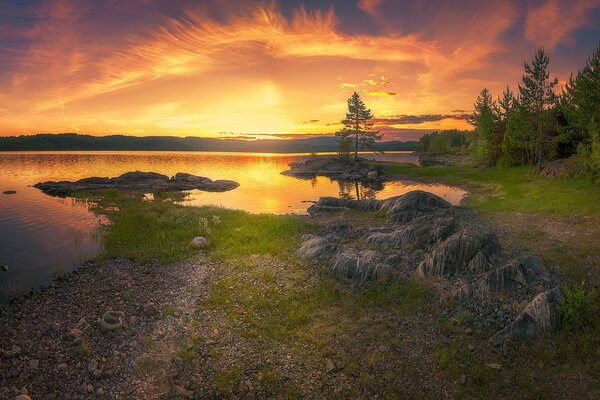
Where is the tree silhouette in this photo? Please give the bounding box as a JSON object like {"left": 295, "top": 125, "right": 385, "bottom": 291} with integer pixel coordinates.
{"left": 336, "top": 92, "right": 382, "bottom": 161}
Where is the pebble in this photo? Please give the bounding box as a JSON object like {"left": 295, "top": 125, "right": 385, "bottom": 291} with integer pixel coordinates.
{"left": 325, "top": 358, "right": 336, "bottom": 373}
{"left": 57, "top": 363, "right": 68, "bottom": 369}
{"left": 11, "top": 345, "right": 22, "bottom": 356}
{"left": 15, "top": 396, "right": 31, "bottom": 400}
{"left": 1, "top": 265, "right": 8, "bottom": 272}
{"left": 29, "top": 359, "right": 39, "bottom": 370}
{"left": 459, "top": 374, "right": 467, "bottom": 386}
{"left": 173, "top": 385, "right": 194, "bottom": 398}
{"left": 143, "top": 302, "right": 160, "bottom": 316}
{"left": 88, "top": 359, "right": 99, "bottom": 373}
{"left": 378, "top": 345, "right": 390, "bottom": 353}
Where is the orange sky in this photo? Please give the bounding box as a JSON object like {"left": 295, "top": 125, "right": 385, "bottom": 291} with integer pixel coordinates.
{"left": 1, "top": 0, "right": 599, "bottom": 140}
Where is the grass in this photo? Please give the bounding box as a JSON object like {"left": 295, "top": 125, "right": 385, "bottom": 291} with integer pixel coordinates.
{"left": 85, "top": 193, "right": 311, "bottom": 263}
{"left": 375, "top": 162, "right": 600, "bottom": 215}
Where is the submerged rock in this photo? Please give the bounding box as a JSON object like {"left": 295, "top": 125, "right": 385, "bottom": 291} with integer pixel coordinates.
{"left": 34, "top": 171, "right": 240, "bottom": 197}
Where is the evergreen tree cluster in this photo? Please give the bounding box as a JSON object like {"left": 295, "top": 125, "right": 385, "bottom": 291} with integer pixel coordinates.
{"left": 468, "top": 46, "right": 600, "bottom": 176}
{"left": 417, "top": 129, "right": 472, "bottom": 155}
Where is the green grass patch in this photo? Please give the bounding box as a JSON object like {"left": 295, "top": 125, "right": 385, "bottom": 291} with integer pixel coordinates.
{"left": 375, "top": 162, "right": 600, "bottom": 215}
{"left": 86, "top": 193, "right": 311, "bottom": 263}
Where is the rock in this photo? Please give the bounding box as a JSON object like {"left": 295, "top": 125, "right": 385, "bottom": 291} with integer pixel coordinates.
{"left": 34, "top": 171, "right": 240, "bottom": 197}
{"left": 382, "top": 191, "right": 452, "bottom": 223}
{"left": 297, "top": 235, "right": 339, "bottom": 262}
{"left": 539, "top": 158, "right": 577, "bottom": 178}
{"left": 191, "top": 237, "right": 209, "bottom": 248}
{"left": 325, "top": 358, "right": 336, "bottom": 373}
{"left": 50, "top": 322, "right": 61, "bottom": 333}
{"left": 57, "top": 362, "right": 68, "bottom": 369}
{"left": 1, "top": 265, "right": 8, "bottom": 272}
{"left": 331, "top": 248, "right": 390, "bottom": 282}
{"left": 378, "top": 345, "right": 390, "bottom": 353}
{"left": 173, "top": 385, "right": 194, "bottom": 398}
{"left": 143, "top": 302, "right": 160, "bottom": 316}
{"left": 282, "top": 157, "right": 373, "bottom": 181}
{"left": 101, "top": 311, "right": 125, "bottom": 331}
{"left": 15, "top": 396, "right": 31, "bottom": 400}
{"left": 418, "top": 153, "right": 471, "bottom": 166}
{"left": 489, "top": 287, "right": 563, "bottom": 345}
{"left": 11, "top": 345, "right": 21, "bottom": 356}
{"left": 453, "top": 255, "right": 550, "bottom": 300}
{"left": 459, "top": 374, "right": 467, "bottom": 385}
{"left": 28, "top": 359, "right": 39, "bottom": 370}
{"left": 88, "top": 359, "right": 99, "bottom": 373}
{"left": 65, "top": 328, "right": 82, "bottom": 343}
{"left": 2, "top": 190, "right": 17, "bottom": 195}
{"left": 417, "top": 226, "right": 500, "bottom": 277}
{"left": 20, "top": 388, "right": 28, "bottom": 395}
{"left": 367, "top": 170, "right": 378, "bottom": 180}
{"left": 97, "top": 388, "right": 104, "bottom": 396}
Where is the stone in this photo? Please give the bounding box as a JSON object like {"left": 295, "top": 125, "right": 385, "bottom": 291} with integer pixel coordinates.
{"left": 459, "top": 374, "right": 467, "bottom": 385}
{"left": 50, "top": 322, "right": 61, "bottom": 333}
{"left": 28, "top": 359, "right": 39, "bottom": 370}
{"left": 325, "top": 358, "right": 336, "bottom": 373}
{"left": 1, "top": 265, "right": 8, "bottom": 272}
{"left": 15, "top": 396, "right": 31, "bottom": 400}
{"left": 57, "top": 362, "right": 68, "bottom": 369}
{"left": 20, "top": 388, "right": 28, "bottom": 395}
{"left": 88, "top": 359, "right": 99, "bottom": 373}
{"left": 367, "top": 170, "right": 378, "bottom": 180}
{"left": 65, "top": 328, "right": 82, "bottom": 343}
{"left": 11, "top": 345, "right": 21, "bottom": 356}
{"left": 378, "top": 345, "right": 390, "bottom": 353}
{"left": 331, "top": 248, "right": 390, "bottom": 282}
{"left": 191, "top": 236, "right": 209, "bottom": 248}
{"left": 143, "top": 302, "right": 160, "bottom": 316}
{"left": 2, "top": 190, "right": 16, "bottom": 195}
{"left": 173, "top": 385, "right": 194, "bottom": 398}
{"left": 101, "top": 311, "right": 125, "bottom": 331}
{"left": 489, "top": 287, "right": 563, "bottom": 345}
{"left": 297, "top": 235, "right": 338, "bottom": 262}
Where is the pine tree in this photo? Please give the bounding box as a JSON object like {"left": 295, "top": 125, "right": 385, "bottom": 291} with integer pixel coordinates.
{"left": 518, "top": 48, "right": 558, "bottom": 168}
{"left": 468, "top": 88, "right": 499, "bottom": 165}
{"left": 336, "top": 92, "right": 382, "bottom": 161}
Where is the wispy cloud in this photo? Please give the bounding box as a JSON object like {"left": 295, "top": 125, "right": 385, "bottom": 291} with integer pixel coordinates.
{"left": 525, "top": 0, "right": 600, "bottom": 49}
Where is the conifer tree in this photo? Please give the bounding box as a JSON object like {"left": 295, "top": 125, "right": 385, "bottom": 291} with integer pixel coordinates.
{"left": 468, "top": 88, "right": 499, "bottom": 164}
{"left": 518, "top": 48, "right": 558, "bottom": 168}
{"left": 336, "top": 92, "right": 382, "bottom": 161}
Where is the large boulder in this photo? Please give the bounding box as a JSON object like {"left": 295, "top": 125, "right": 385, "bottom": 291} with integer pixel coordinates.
{"left": 416, "top": 227, "right": 500, "bottom": 277}
{"left": 331, "top": 248, "right": 390, "bottom": 282}
{"left": 489, "top": 287, "right": 562, "bottom": 345}
{"left": 297, "top": 235, "right": 339, "bottom": 261}
{"left": 453, "top": 255, "right": 550, "bottom": 300}
{"left": 382, "top": 191, "right": 452, "bottom": 223}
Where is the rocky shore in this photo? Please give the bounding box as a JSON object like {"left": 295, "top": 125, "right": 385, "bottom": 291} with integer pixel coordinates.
{"left": 0, "top": 255, "right": 220, "bottom": 399}
{"left": 299, "top": 191, "right": 564, "bottom": 345}
{"left": 416, "top": 153, "right": 471, "bottom": 166}
{"left": 34, "top": 172, "right": 239, "bottom": 197}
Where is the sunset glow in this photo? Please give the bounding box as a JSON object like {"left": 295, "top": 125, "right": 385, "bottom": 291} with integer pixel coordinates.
{"left": 1, "top": 0, "right": 599, "bottom": 140}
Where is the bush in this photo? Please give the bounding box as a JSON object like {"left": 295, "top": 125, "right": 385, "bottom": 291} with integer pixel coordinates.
{"left": 576, "top": 120, "right": 600, "bottom": 180}
{"left": 558, "top": 282, "right": 597, "bottom": 332}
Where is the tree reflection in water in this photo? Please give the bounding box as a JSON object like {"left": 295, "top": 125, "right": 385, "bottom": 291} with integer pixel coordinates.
{"left": 338, "top": 180, "right": 383, "bottom": 200}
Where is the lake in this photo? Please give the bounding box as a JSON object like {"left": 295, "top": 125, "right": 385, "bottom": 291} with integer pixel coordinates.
{"left": 0, "top": 151, "right": 466, "bottom": 301}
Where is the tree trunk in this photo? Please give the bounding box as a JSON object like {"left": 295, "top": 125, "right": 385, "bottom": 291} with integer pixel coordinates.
{"left": 354, "top": 131, "right": 359, "bottom": 161}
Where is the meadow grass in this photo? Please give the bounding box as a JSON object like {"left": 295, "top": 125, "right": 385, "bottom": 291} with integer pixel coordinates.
{"left": 376, "top": 162, "right": 600, "bottom": 215}
{"left": 90, "top": 194, "right": 311, "bottom": 263}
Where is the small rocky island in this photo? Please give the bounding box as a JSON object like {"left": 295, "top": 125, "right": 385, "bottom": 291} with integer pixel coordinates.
{"left": 34, "top": 171, "right": 240, "bottom": 196}
{"left": 282, "top": 156, "right": 384, "bottom": 183}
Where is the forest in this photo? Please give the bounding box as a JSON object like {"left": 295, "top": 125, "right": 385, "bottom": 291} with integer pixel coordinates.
{"left": 419, "top": 45, "right": 600, "bottom": 179}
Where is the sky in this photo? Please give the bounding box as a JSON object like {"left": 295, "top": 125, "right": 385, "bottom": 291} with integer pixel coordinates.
{"left": 0, "top": 0, "right": 599, "bottom": 141}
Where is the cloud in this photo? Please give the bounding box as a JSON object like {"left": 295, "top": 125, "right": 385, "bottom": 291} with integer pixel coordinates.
{"left": 357, "top": 0, "right": 383, "bottom": 16}
{"left": 525, "top": 0, "right": 600, "bottom": 49}
{"left": 296, "top": 119, "right": 320, "bottom": 124}
{"left": 373, "top": 114, "right": 469, "bottom": 125}
{"left": 367, "top": 90, "right": 396, "bottom": 96}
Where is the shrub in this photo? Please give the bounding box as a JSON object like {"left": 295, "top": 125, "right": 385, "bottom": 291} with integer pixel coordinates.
{"left": 558, "top": 282, "right": 597, "bottom": 332}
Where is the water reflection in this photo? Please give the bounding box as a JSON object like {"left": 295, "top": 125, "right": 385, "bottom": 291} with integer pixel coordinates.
{"left": 0, "top": 151, "right": 465, "bottom": 301}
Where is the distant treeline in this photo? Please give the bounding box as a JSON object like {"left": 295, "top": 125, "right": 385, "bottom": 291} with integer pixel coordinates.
{"left": 417, "top": 129, "right": 474, "bottom": 155}
{"left": 0, "top": 133, "right": 418, "bottom": 153}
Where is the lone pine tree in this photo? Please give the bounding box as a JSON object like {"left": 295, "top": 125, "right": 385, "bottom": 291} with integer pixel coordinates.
{"left": 336, "top": 92, "right": 382, "bottom": 161}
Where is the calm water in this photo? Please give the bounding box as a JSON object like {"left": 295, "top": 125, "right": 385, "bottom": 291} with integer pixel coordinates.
{"left": 0, "top": 151, "right": 465, "bottom": 301}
